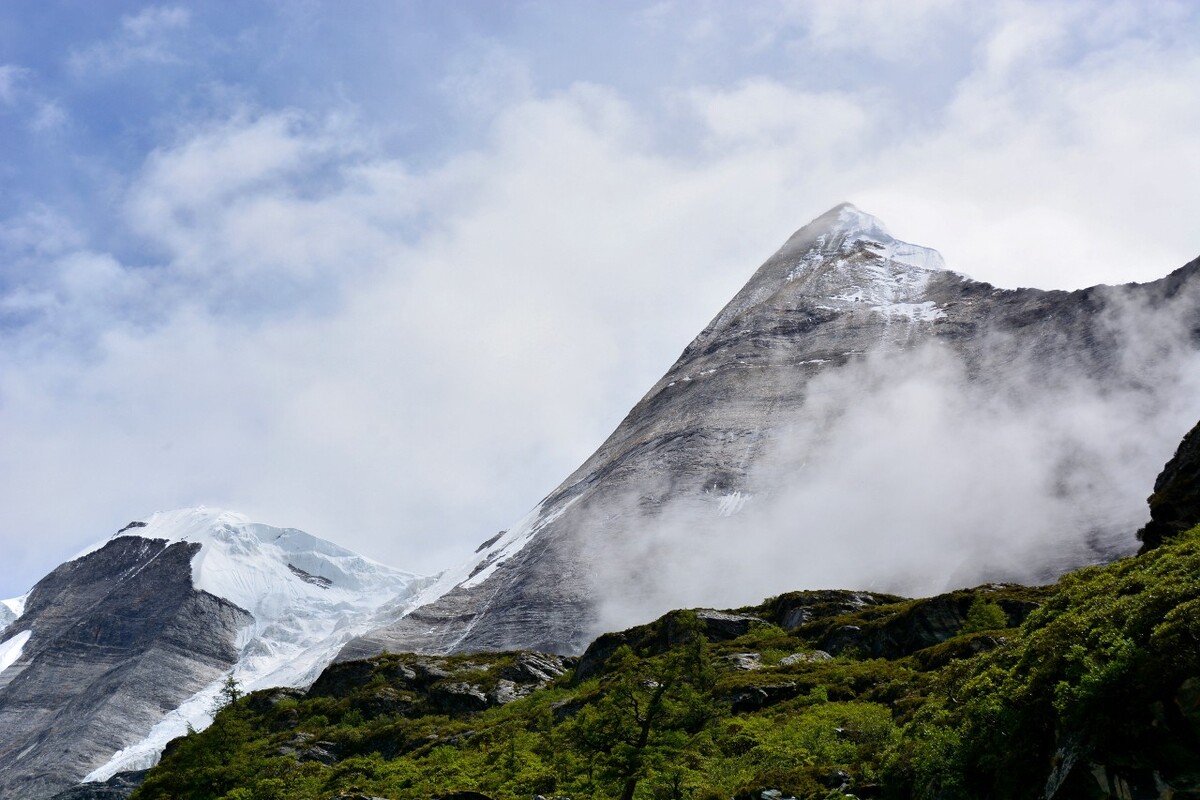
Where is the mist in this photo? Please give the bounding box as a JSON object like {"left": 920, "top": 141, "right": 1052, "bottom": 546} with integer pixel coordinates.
{"left": 586, "top": 284, "right": 1200, "bottom": 635}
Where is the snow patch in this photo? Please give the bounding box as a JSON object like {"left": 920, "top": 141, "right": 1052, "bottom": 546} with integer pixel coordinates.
{"left": 0, "top": 630, "right": 31, "bottom": 676}
{"left": 717, "top": 492, "right": 751, "bottom": 517}
{"left": 459, "top": 495, "right": 583, "bottom": 590}
{"left": 864, "top": 237, "right": 946, "bottom": 273}
{"left": 382, "top": 493, "right": 586, "bottom": 633}
{"left": 780, "top": 203, "right": 955, "bottom": 323}
{"left": 1, "top": 593, "right": 27, "bottom": 621}
{"left": 871, "top": 301, "right": 946, "bottom": 321}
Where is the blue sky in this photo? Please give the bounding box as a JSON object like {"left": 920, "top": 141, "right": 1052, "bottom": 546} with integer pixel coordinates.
{"left": 2, "top": 1, "right": 1199, "bottom": 598}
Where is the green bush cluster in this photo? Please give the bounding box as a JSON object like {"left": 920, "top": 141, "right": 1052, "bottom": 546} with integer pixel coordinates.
{"left": 133, "top": 527, "right": 1200, "bottom": 800}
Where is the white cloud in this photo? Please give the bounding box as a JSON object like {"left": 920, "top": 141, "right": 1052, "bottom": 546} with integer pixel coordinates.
{"left": 855, "top": 3, "right": 1200, "bottom": 288}
{"left": 1, "top": 2, "right": 1199, "bottom": 602}
{"left": 439, "top": 43, "right": 535, "bottom": 119}
{"left": 122, "top": 5, "right": 190, "bottom": 39}
{"left": 684, "top": 80, "right": 873, "bottom": 154}
{"left": 68, "top": 5, "right": 192, "bottom": 76}
{"left": 29, "top": 100, "right": 67, "bottom": 132}
{"left": 789, "top": 0, "right": 965, "bottom": 63}
{"left": 0, "top": 65, "right": 28, "bottom": 105}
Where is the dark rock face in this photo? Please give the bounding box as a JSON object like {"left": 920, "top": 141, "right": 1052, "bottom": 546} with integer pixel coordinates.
{"left": 344, "top": 205, "right": 1200, "bottom": 660}
{"left": 0, "top": 537, "right": 251, "bottom": 800}
{"left": 45, "top": 771, "right": 145, "bottom": 800}
{"left": 759, "top": 590, "right": 903, "bottom": 631}
{"left": 795, "top": 589, "right": 1043, "bottom": 661}
{"left": 574, "top": 608, "right": 763, "bottom": 682}
{"left": 1138, "top": 419, "right": 1200, "bottom": 551}
{"left": 308, "top": 651, "right": 572, "bottom": 720}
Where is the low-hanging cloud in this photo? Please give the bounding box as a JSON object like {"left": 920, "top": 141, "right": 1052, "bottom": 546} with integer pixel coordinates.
{"left": 587, "top": 288, "right": 1200, "bottom": 635}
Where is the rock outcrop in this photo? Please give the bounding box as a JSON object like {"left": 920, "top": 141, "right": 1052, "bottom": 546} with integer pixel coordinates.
{"left": 0, "top": 537, "right": 250, "bottom": 800}
{"left": 1138, "top": 419, "right": 1200, "bottom": 551}
{"left": 46, "top": 771, "right": 146, "bottom": 800}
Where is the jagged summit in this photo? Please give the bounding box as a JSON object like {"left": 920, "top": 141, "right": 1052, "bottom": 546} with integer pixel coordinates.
{"left": 690, "top": 205, "right": 955, "bottom": 362}
{"left": 777, "top": 203, "right": 946, "bottom": 271}
{"left": 778, "top": 202, "right": 888, "bottom": 252}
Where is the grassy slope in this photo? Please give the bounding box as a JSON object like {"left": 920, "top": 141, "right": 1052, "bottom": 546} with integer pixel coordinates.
{"left": 133, "top": 527, "right": 1200, "bottom": 800}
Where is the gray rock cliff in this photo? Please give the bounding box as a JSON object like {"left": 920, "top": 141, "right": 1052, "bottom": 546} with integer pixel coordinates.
{"left": 1137, "top": 418, "right": 1200, "bottom": 551}
{"left": 0, "top": 508, "right": 426, "bottom": 800}
{"left": 0, "top": 536, "right": 250, "bottom": 800}
{"left": 343, "top": 203, "right": 1200, "bottom": 659}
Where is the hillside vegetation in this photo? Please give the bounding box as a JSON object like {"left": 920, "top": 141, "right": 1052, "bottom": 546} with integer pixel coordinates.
{"left": 131, "top": 524, "right": 1200, "bottom": 800}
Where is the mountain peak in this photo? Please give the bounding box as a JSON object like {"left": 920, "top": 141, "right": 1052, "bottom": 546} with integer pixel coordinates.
{"left": 76, "top": 507, "right": 431, "bottom": 781}
{"left": 826, "top": 201, "right": 892, "bottom": 240}
{"left": 777, "top": 203, "right": 946, "bottom": 275}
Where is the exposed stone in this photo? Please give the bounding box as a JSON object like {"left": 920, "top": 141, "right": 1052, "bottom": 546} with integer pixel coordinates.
{"left": 488, "top": 679, "right": 524, "bottom": 705}
{"left": 0, "top": 538, "right": 251, "bottom": 799}
{"left": 45, "top": 771, "right": 146, "bottom": 800}
{"left": 500, "top": 652, "right": 570, "bottom": 684}
{"left": 431, "top": 682, "right": 491, "bottom": 714}
{"left": 1138, "top": 419, "right": 1200, "bottom": 551}
{"left": 723, "top": 652, "right": 763, "bottom": 671}
{"left": 724, "top": 683, "right": 801, "bottom": 714}
{"left": 778, "top": 650, "right": 832, "bottom": 666}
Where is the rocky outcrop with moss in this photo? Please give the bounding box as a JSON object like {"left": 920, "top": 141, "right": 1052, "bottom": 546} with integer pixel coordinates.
{"left": 124, "top": 525, "right": 1200, "bottom": 799}
{"left": 1139, "top": 419, "right": 1200, "bottom": 551}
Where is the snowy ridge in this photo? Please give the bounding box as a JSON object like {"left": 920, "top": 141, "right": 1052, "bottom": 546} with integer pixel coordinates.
{"left": 84, "top": 507, "right": 431, "bottom": 782}
{"left": 784, "top": 203, "right": 951, "bottom": 321}
{"left": 0, "top": 594, "right": 24, "bottom": 630}
{"left": 377, "top": 494, "right": 585, "bottom": 628}
{"left": 0, "top": 594, "right": 26, "bottom": 620}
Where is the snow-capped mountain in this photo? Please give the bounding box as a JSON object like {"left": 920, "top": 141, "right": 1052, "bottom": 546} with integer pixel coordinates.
{"left": 0, "top": 507, "right": 428, "bottom": 800}
{"left": 4, "top": 203, "right": 1199, "bottom": 799}
{"left": 341, "top": 203, "right": 1200, "bottom": 659}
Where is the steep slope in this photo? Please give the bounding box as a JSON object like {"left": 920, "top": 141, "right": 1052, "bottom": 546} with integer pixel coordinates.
{"left": 0, "top": 508, "right": 427, "bottom": 800}
{"left": 344, "top": 203, "right": 1200, "bottom": 659}
{"left": 130, "top": 520, "right": 1200, "bottom": 799}
{"left": 1138, "top": 419, "right": 1200, "bottom": 551}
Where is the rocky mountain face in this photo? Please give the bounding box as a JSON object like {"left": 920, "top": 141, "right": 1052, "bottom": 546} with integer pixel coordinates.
{"left": 0, "top": 508, "right": 427, "bottom": 800}
{"left": 1138, "top": 419, "right": 1200, "bottom": 551}
{"left": 343, "top": 203, "right": 1200, "bottom": 660}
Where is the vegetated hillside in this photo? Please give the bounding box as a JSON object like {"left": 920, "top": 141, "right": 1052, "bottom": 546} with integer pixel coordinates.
{"left": 130, "top": 524, "right": 1200, "bottom": 800}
